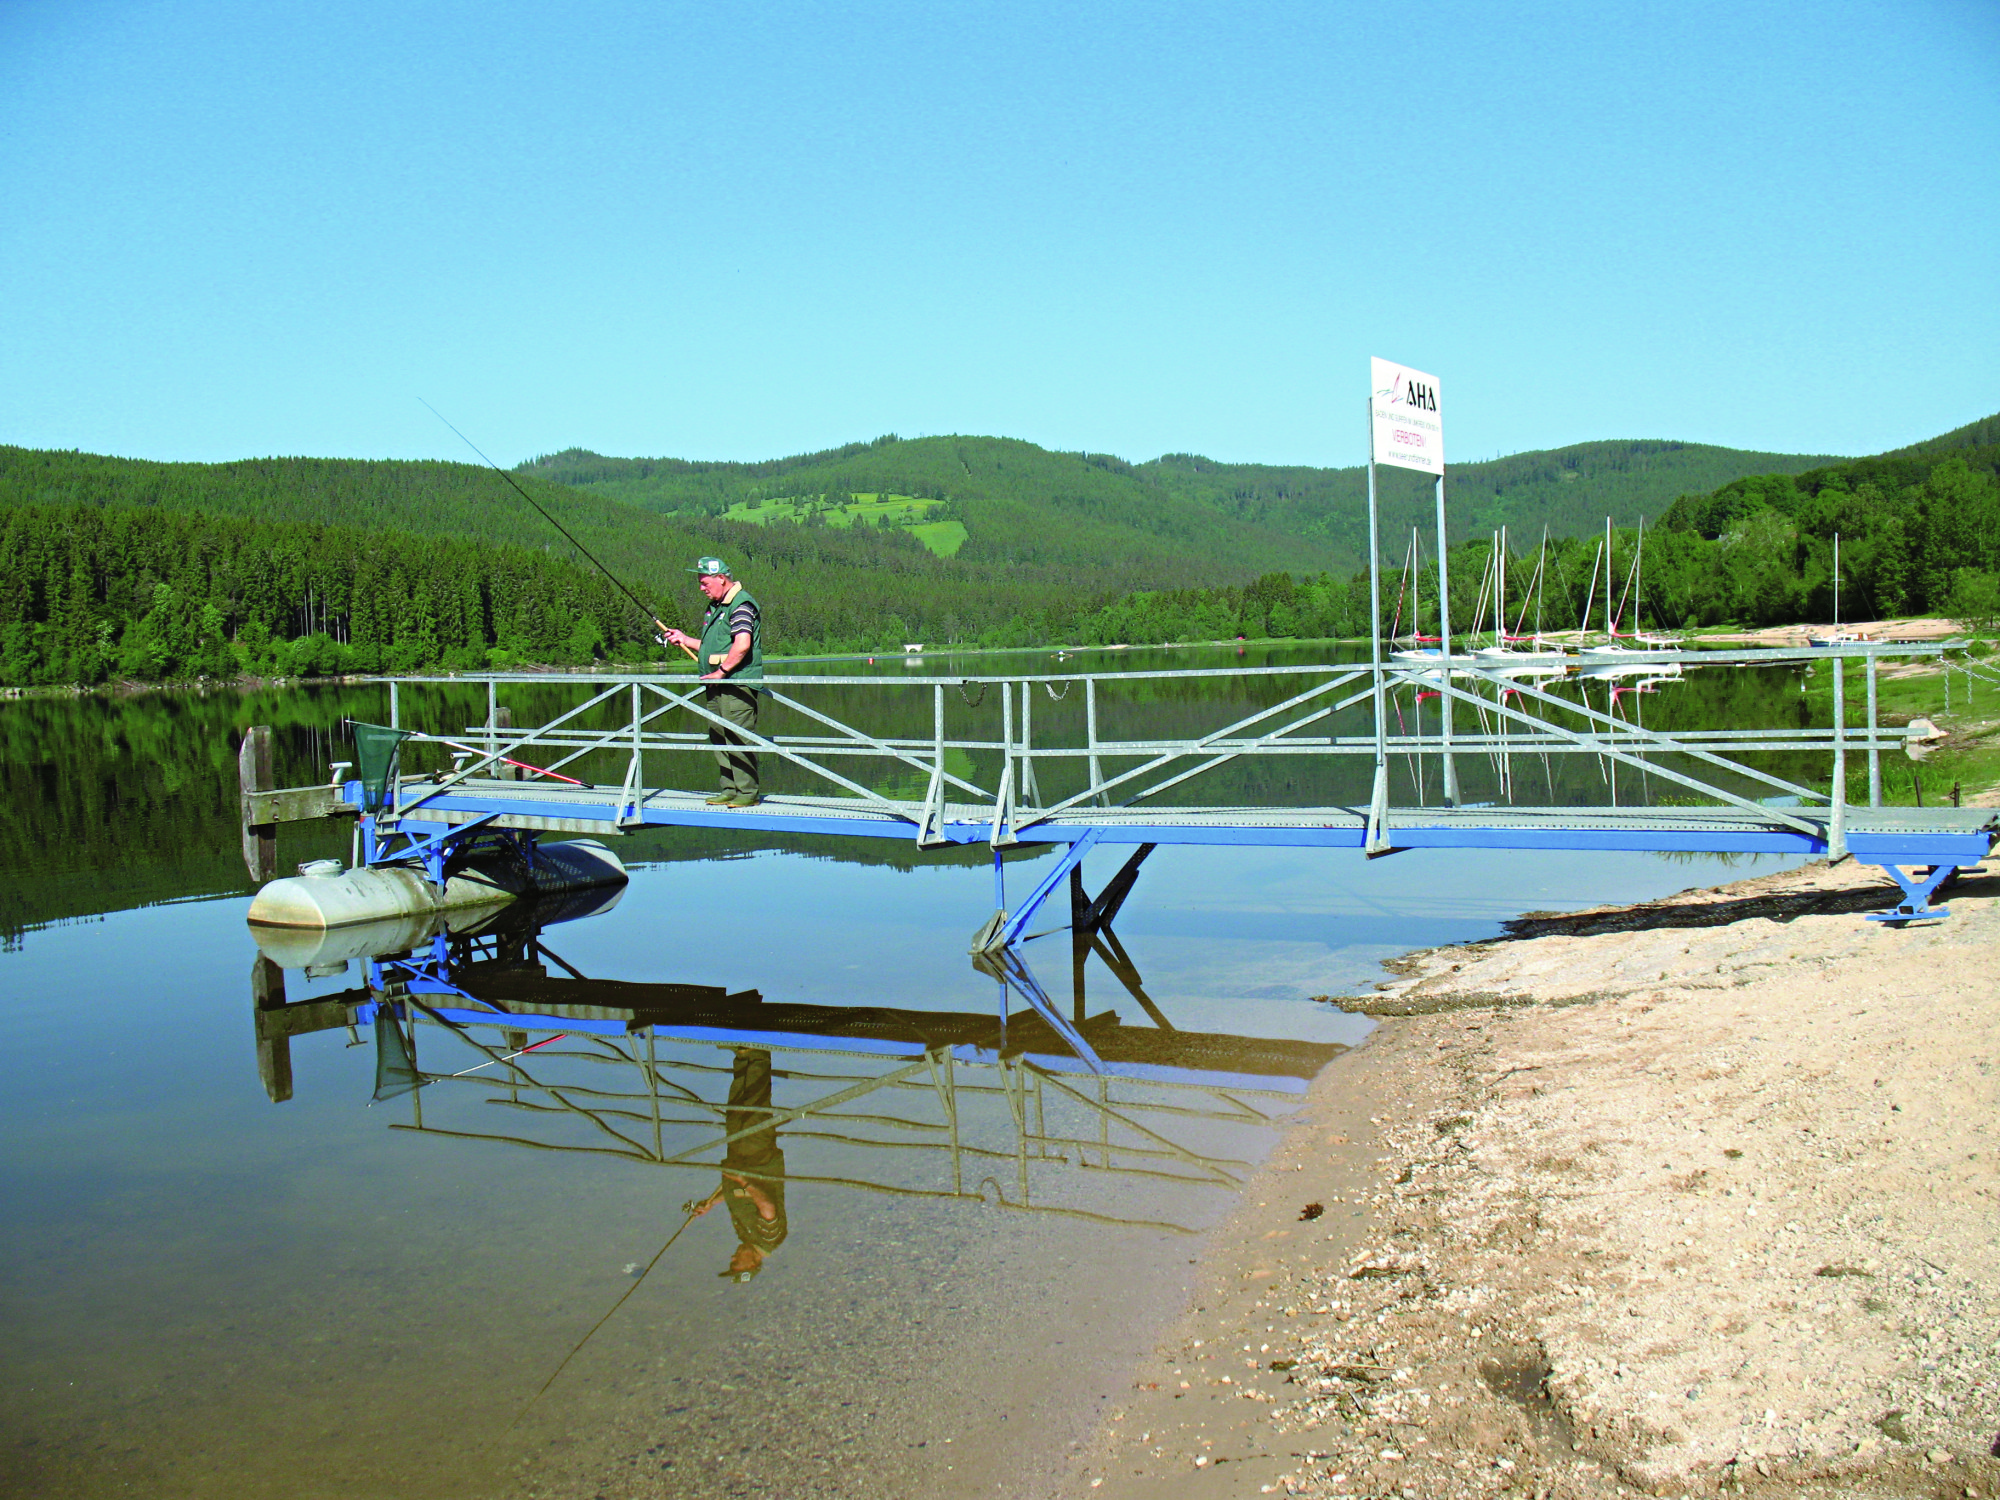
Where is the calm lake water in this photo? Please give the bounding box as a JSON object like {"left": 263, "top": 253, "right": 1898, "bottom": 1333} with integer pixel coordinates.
{"left": 0, "top": 645, "right": 1811, "bottom": 1498}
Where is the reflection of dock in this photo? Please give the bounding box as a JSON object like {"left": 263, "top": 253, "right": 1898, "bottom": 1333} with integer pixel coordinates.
{"left": 250, "top": 897, "right": 1344, "bottom": 1236}
{"left": 456, "top": 971, "right": 1343, "bottom": 1087}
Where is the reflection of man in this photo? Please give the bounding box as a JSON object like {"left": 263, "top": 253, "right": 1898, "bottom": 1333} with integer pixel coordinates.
{"left": 693, "top": 1047, "right": 787, "bottom": 1282}
{"left": 659, "top": 556, "right": 764, "bottom": 809}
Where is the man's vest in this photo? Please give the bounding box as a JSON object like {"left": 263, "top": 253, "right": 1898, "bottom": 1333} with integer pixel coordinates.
{"left": 698, "top": 585, "right": 763, "bottom": 685}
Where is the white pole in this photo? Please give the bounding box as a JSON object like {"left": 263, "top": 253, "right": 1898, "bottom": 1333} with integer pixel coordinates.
{"left": 1366, "top": 400, "right": 1390, "bottom": 854}
{"left": 1830, "top": 656, "right": 1847, "bottom": 860}
{"left": 1604, "top": 517, "right": 1614, "bottom": 638}
{"left": 1436, "top": 473, "right": 1458, "bottom": 804}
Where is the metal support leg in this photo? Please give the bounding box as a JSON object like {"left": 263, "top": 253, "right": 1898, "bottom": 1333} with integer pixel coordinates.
{"left": 1436, "top": 474, "right": 1459, "bottom": 806}
{"left": 1365, "top": 438, "right": 1391, "bottom": 855}
{"left": 1830, "top": 659, "right": 1848, "bottom": 860}
{"left": 976, "top": 942, "right": 1104, "bottom": 1072}
{"left": 1019, "top": 686, "right": 1040, "bottom": 807}
{"left": 977, "top": 829, "right": 1103, "bottom": 953}
{"left": 989, "top": 682, "right": 1017, "bottom": 846}
{"left": 1864, "top": 863, "right": 1964, "bottom": 923}
{"left": 916, "top": 683, "right": 949, "bottom": 845}
{"left": 1866, "top": 654, "right": 1880, "bottom": 808}
{"left": 1091, "top": 925, "right": 1176, "bottom": 1032}
{"left": 1070, "top": 865, "right": 1089, "bottom": 1024}
{"left": 1076, "top": 843, "right": 1155, "bottom": 933}
{"left": 1086, "top": 678, "right": 1106, "bottom": 805}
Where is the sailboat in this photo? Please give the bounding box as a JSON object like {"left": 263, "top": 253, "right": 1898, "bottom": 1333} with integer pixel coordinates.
{"left": 1579, "top": 519, "right": 1681, "bottom": 680}
{"left": 1471, "top": 525, "right": 1568, "bottom": 675}
{"left": 1808, "top": 533, "right": 1859, "bottom": 647}
{"left": 1389, "top": 528, "right": 1456, "bottom": 676}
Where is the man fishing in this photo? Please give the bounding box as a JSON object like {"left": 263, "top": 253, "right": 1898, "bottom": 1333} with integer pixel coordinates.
{"left": 659, "top": 557, "right": 764, "bottom": 809}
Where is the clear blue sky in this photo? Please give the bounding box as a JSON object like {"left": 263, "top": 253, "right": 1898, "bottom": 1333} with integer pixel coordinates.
{"left": 2, "top": 0, "right": 1994, "bottom": 468}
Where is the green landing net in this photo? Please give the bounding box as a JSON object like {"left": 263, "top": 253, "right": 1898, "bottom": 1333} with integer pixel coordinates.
{"left": 349, "top": 720, "right": 412, "bottom": 812}
{"left": 373, "top": 1009, "right": 422, "bottom": 1102}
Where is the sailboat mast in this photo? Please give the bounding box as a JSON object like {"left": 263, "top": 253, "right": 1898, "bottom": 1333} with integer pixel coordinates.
{"left": 1834, "top": 532, "right": 1841, "bottom": 629}
{"left": 1635, "top": 516, "right": 1645, "bottom": 638}
{"left": 1491, "top": 531, "right": 1502, "bottom": 642}
{"left": 1581, "top": 539, "right": 1602, "bottom": 638}
{"left": 1536, "top": 526, "right": 1548, "bottom": 638}
{"left": 1603, "top": 517, "right": 1614, "bottom": 638}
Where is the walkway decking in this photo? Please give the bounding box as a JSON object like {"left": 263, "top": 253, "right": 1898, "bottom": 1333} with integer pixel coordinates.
{"left": 387, "top": 778, "right": 1997, "bottom": 862}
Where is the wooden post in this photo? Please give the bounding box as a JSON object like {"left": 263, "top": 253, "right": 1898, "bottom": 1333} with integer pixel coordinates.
{"left": 239, "top": 725, "right": 276, "bottom": 883}
{"left": 251, "top": 953, "right": 293, "bottom": 1103}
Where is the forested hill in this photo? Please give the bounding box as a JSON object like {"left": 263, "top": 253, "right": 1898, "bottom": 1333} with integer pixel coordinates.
{"left": 521, "top": 434, "right": 1345, "bottom": 578}
{"left": 1138, "top": 439, "right": 1837, "bottom": 556}
{"left": 1, "top": 415, "right": 1991, "bottom": 692}
{"left": 0, "top": 444, "right": 1336, "bottom": 683}
{"left": 524, "top": 434, "right": 1838, "bottom": 565}
{"left": 1884, "top": 411, "right": 2000, "bottom": 458}
{"left": 1648, "top": 426, "right": 2000, "bottom": 626}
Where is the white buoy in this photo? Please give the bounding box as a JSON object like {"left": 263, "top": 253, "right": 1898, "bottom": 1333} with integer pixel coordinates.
{"left": 247, "top": 839, "right": 627, "bottom": 930}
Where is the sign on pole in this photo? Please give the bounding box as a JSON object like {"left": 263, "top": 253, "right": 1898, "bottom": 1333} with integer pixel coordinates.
{"left": 1369, "top": 357, "right": 1444, "bottom": 474}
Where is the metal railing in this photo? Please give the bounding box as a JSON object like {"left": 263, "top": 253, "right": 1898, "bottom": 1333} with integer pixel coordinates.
{"left": 368, "top": 645, "right": 1947, "bottom": 856}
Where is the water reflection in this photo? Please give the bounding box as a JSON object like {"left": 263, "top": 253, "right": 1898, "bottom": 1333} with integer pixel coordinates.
{"left": 248, "top": 894, "right": 1343, "bottom": 1248}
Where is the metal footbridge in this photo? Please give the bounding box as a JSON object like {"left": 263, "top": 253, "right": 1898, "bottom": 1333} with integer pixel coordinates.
{"left": 244, "top": 644, "right": 1995, "bottom": 929}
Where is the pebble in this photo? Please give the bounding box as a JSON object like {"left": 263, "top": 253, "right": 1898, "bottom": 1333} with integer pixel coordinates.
{"left": 1929, "top": 1447, "right": 1953, "bottom": 1463}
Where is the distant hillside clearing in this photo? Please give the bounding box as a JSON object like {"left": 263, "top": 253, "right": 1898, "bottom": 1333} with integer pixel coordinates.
{"left": 723, "top": 491, "right": 967, "bottom": 556}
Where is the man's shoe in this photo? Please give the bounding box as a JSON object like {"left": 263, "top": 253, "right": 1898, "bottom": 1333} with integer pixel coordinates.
{"left": 704, "top": 791, "right": 734, "bottom": 805}
{"left": 725, "top": 792, "right": 763, "bottom": 809}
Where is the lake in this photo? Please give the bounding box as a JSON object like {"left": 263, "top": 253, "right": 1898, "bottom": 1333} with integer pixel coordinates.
{"left": 0, "top": 644, "right": 1813, "bottom": 1498}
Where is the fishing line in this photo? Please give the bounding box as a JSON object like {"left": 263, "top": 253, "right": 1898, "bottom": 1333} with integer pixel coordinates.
{"left": 442, "top": 1031, "right": 567, "bottom": 1080}
{"left": 505, "top": 1187, "right": 724, "bottom": 1432}
{"left": 417, "top": 398, "right": 690, "bottom": 654}
{"left": 433, "top": 734, "right": 588, "bottom": 786}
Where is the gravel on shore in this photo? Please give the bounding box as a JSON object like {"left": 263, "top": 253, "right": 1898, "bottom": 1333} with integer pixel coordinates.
{"left": 1073, "top": 858, "right": 2000, "bottom": 1500}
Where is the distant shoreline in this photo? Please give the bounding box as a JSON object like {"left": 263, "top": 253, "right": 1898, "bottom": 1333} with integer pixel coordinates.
{"left": 4, "top": 620, "right": 1986, "bottom": 707}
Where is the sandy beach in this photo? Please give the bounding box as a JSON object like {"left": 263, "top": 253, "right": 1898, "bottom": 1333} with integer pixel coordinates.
{"left": 1071, "top": 857, "right": 2000, "bottom": 1500}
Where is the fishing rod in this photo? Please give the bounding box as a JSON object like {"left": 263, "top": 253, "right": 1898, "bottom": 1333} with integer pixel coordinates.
{"left": 506, "top": 1185, "right": 725, "bottom": 1431}
{"left": 418, "top": 399, "right": 696, "bottom": 660}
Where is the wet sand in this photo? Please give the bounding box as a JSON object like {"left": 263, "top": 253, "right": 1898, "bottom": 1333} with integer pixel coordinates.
{"left": 1072, "top": 859, "right": 2000, "bottom": 1499}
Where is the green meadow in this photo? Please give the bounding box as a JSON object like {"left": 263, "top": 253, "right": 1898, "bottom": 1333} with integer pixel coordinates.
{"left": 723, "top": 491, "right": 968, "bottom": 556}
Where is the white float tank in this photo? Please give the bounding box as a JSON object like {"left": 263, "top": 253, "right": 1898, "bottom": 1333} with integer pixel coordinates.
{"left": 247, "top": 839, "right": 627, "bottom": 930}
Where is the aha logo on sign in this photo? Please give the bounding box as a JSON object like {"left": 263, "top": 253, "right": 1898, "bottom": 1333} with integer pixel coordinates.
{"left": 1378, "top": 373, "right": 1437, "bottom": 413}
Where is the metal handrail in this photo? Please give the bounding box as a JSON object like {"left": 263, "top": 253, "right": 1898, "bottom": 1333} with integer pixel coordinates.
{"left": 368, "top": 644, "right": 1958, "bottom": 845}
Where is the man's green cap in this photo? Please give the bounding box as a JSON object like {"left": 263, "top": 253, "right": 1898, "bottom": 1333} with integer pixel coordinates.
{"left": 689, "top": 556, "right": 731, "bottom": 577}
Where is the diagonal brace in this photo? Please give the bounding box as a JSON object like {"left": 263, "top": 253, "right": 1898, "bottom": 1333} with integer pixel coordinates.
{"left": 981, "top": 830, "right": 1102, "bottom": 952}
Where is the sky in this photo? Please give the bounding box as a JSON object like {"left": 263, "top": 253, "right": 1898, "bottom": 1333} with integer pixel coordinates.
{"left": 1, "top": 0, "right": 1995, "bottom": 469}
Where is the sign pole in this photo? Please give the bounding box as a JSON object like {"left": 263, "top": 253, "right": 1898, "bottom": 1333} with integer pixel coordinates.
{"left": 1435, "top": 473, "right": 1459, "bottom": 804}
{"left": 1365, "top": 402, "right": 1391, "bottom": 855}
{"left": 1365, "top": 356, "right": 1442, "bottom": 851}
